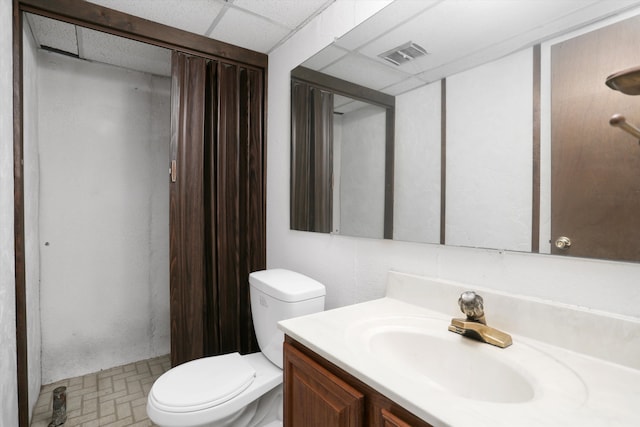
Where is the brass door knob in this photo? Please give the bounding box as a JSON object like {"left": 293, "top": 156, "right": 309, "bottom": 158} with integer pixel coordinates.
{"left": 555, "top": 236, "right": 572, "bottom": 250}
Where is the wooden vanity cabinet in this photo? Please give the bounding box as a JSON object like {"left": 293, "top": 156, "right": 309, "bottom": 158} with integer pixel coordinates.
{"left": 284, "top": 337, "right": 434, "bottom": 427}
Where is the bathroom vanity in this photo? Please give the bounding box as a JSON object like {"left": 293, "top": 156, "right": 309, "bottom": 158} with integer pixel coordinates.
{"left": 284, "top": 337, "right": 431, "bottom": 427}
{"left": 278, "top": 272, "right": 640, "bottom": 427}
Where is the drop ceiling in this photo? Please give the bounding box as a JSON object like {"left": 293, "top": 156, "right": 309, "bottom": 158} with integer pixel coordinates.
{"left": 25, "top": 0, "right": 336, "bottom": 76}
{"left": 302, "top": 0, "right": 640, "bottom": 96}
{"left": 24, "top": 0, "right": 640, "bottom": 91}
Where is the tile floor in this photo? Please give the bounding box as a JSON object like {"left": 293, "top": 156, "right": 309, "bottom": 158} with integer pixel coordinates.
{"left": 30, "top": 354, "right": 170, "bottom": 427}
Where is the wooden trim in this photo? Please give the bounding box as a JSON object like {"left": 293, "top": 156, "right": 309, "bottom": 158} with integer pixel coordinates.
{"left": 18, "top": 0, "right": 267, "bottom": 69}
{"left": 531, "top": 45, "right": 541, "bottom": 253}
{"left": 292, "top": 66, "right": 395, "bottom": 108}
{"left": 381, "top": 408, "right": 413, "bottom": 427}
{"left": 440, "top": 79, "right": 447, "bottom": 245}
{"left": 13, "top": 1, "right": 29, "bottom": 425}
{"left": 383, "top": 108, "right": 395, "bottom": 239}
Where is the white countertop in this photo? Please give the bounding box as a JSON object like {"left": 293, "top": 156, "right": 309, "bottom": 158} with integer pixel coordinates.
{"left": 279, "top": 293, "right": 640, "bottom": 427}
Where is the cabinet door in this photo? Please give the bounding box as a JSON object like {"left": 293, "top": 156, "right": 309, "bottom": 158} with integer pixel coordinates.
{"left": 380, "top": 408, "right": 414, "bottom": 427}
{"left": 284, "top": 342, "right": 364, "bottom": 427}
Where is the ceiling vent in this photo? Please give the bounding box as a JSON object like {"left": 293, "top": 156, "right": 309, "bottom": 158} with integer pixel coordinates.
{"left": 379, "top": 42, "right": 428, "bottom": 66}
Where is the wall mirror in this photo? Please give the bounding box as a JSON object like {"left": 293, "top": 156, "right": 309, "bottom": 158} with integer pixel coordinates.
{"left": 290, "top": 0, "right": 640, "bottom": 262}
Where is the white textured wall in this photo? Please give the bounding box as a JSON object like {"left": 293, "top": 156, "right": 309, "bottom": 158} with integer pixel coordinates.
{"left": 23, "top": 20, "right": 42, "bottom": 418}
{"left": 267, "top": 0, "right": 640, "bottom": 318}
{"left": 37, "top": 51, "right": 170, "bottom": 383}
{"left": 0, "top": 0, "right": 19, "bottom": 424}
{"left": 394, "top": 81, "right": 441, "bottom": 244}
{"left": 339, "top": 105, "right": 386, "bottom": 239}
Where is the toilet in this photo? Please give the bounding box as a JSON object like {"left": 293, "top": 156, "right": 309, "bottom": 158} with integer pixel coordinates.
{"left": 147, "top": 269, "right": 326, "bottom": 427}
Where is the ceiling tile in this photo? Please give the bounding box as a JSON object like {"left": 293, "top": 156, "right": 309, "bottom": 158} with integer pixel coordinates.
{"left": 335, "top": 0, "right": 438, "bottom": 51}
{"left": 210, "top": 7, "right": 290, "bottom": 53}
{"left": 302, "top": 45, "right": 349, "bottom": 71}
{"left": 86, "top": 0, "right": 225, "bottom": 35}
{"left": 382, "top": 76, "right": 429, "bottom": 96}
{"left": 79, "top": 27, "right": 171, "bottom": 77}
{"left": 27, "top": 13, "right": 78, "bottom": 55}
{"left": 323, "top": 53, "right": 411, "bottom": 91}
{"left": 233, "top": 0, "right": 332, "bottom": 29}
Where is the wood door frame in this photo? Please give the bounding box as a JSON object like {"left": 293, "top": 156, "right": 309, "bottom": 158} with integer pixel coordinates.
{"left": 12, "top": 1, "right": 267, "bottom": 425}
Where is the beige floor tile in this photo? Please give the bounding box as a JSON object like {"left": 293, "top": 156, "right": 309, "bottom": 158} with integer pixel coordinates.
{"left": 30, "top": 355, "right": 168, "bottom": 427}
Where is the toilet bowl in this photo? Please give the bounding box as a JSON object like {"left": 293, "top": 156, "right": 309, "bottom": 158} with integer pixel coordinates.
{"left": 147, "top": 269, "right": 326, "bottom": 427}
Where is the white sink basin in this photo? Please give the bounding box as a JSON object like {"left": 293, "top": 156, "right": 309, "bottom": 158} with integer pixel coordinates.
{"left": 346, "top": 316, "right": 587, "bottom": 405}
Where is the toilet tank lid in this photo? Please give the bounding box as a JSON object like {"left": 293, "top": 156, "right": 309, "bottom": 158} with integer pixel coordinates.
{"left": 249, "top": 269, "right": 325, "bottom": 302}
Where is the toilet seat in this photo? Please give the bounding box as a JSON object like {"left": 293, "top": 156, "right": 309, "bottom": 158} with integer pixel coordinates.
{"left": 149, "top": 353, "right": 256, "bottom": 413}
{"left": 147, "top": 352, "right": 283, "bottom": 427}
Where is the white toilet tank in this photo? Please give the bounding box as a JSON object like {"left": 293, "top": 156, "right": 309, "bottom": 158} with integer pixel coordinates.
{"left": 249, "top": 269, "right": 325, "bottom": 369}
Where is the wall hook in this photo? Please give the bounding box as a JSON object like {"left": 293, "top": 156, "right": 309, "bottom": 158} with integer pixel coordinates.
{"left": 609, "top": 114, "right": 640, "bottom": 144}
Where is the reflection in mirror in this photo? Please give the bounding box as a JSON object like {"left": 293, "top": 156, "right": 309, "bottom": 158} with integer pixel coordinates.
{"left": 290, "top": 0, "right": 640, "bottom": 261}
{"left": 290, "top": 67, "right": 394, "bottom": 239}
{"left": 549, "top": 12, "right": 640, "bottom": 262}
{"left": 333, "top": 95, "right": 387, "bottom": 238}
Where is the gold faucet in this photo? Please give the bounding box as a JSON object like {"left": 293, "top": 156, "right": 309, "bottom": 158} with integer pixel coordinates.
{"left": 448, "top": 291, "right": 512, "bottom": 348}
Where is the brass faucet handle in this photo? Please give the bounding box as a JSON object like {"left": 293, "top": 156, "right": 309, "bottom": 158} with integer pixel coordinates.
{"left": 449, "top": 318, "right": 513, "bottom": 348}
{"left": 458, "top": 291, "right": 485, "bottom": 322}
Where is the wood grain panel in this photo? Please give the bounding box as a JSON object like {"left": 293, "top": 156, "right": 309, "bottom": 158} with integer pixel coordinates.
{"left": 204, "top": 61, "right": 263, "bottom": 356}
{"left": 311, "top": 87, "right": 333, "bottom": 233}
{"left": 238, "top": 67, "right": 251, "bottom": 352}
{"left": 531, "top": 45, "right": 541, "bottom": 253}
{"left": 13, "top": 3, "right": 29, "bottom": 425}
{"left": 551, "top": 15, "right": 640, "bottom": 261}
{"left": 285, "top": 337, "right": 434, "bottom": 427}
{"left": 440, "top": 79, "right": 447, "bottom": 245}
{"left": 246, "top": 67, "right": 266, "bottom": 278}
{"left": 204, "top": 60, "right": 221, "bottom": 355}
{"left": 170, "top": 52, "right": 207, "bottom": 366}
{"left": 290, "top": 83, "right": 333, "bottom": 233}
{"left": 284, "top": 342, "right": 364, "bottom": 427}
{"left": 241, "top": 67, "right": 264, "bottom": 353}
{"left": 380, "top": 409, "right": 413, "bottom": 427}
{"left": 216, "top": 62, "right": 242, "bottom": 353}
{"left": 384, "top": 108, "right": 395, "bottom": 239}
{"left": 291, "top": 80, "right": 311, "bottom": 230}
